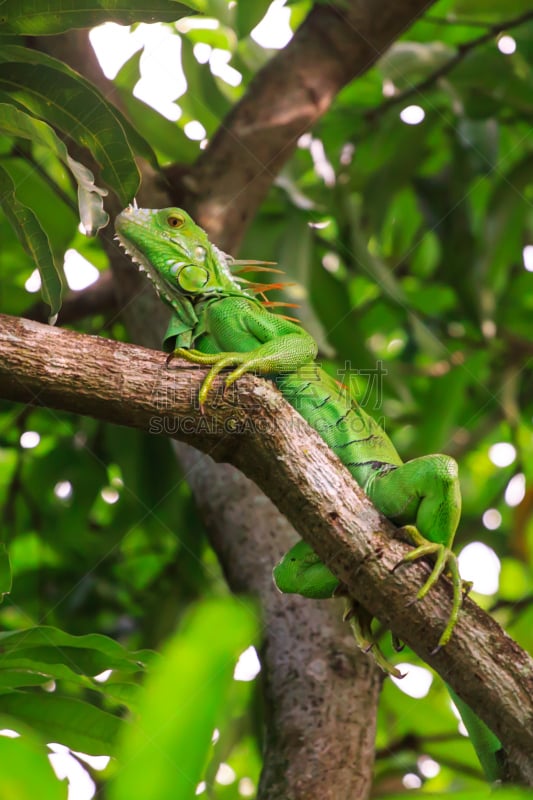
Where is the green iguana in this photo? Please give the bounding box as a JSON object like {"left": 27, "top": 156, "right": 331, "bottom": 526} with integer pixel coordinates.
{"left": 115, "top": 205, "right": 503, "bottom": 782}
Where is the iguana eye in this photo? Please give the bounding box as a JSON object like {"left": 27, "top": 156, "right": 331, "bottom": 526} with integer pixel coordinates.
{"left": 167, "top": 214, "right": 184, "bottom": 228}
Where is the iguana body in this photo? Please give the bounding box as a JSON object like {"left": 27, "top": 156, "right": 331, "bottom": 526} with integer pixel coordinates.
{"left": 115, "top": 205, "right": 502, "bottom": 781}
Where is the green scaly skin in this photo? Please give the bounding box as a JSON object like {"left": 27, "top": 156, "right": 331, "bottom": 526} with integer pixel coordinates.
{"left": 115, "top": 205, "right": 502, "bottom": 781}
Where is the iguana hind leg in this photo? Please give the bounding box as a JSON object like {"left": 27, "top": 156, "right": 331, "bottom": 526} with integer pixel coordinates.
{"left": 367, "top": 454, "right": 462, "bottom": 648}
{"left": 273, "top": 541, "right": 402, "bottom": 677}
{"left": 273, "top": 540, "right": 339, "bottom": 599}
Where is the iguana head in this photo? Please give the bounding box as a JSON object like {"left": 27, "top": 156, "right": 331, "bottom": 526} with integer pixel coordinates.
{"left": 115, "top": 206, "right": 243, "bottom": 306}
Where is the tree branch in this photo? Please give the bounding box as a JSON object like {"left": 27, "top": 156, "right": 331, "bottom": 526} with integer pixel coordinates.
{"left": 424, "top": 16, "right": 495, "bottom": 28}
{"left": 1, "top": 313, "right": 532, "bottom": 784}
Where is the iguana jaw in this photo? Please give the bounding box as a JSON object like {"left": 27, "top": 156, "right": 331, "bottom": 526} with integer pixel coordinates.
{"left": 114, "top": 228, "right": 179, "bottom": 307}
{"left": 115, "top": 207, "right": 192, "bottom": 310}
{"left": 115, "top": 206, "right": 243, "bottom": 302}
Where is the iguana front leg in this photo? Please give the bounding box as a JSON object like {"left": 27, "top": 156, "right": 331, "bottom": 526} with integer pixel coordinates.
{"left": 167, "top": 348, "right": 246, "bottom": 408}
{"left": 167, "top": 297, "right": 318, "bottom": 407}
{"left": 169, "top": 332, "right": 316, "bottom": 408}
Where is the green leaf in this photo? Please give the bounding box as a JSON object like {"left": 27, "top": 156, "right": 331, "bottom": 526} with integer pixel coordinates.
{"left": 402, "top": 279, "right": 457, "bottom": 315}
{"left": 380, "top": 187, "right": 423, "bottom": 260}
{"left": 0, "top": 732, "right": 67, "bottom": 800}
{"left": 1, "top": 157, "right": 77, "bottom": 256}
{"left": 277, "top": 213, "right": 334, "bottom": 356}
{"left": 0, "top": 46, "right": 141, "bottom": 204}
{"left": 193, "top": 0, "right": 231, "bottom": 23}
{"left": 1, "top": 667, "right": 140, "bottom": 716}
{"left": 410, "top": 230, "right": 441, "bottom": 278}
{"left": 0, "top": 626, "right": 152, "bottom": 673}
{"left": 0, "top": 659, "right": 140, "bottom": 709}
{"left": 111, "top": 598, "right": 257, "bottom": 800}
{"left": 235, "top": 0, "right": 271, "bottom": 38}
{"left": 179, "top": 37, "right": 231, "bottom": 136}
{"left": 0, "top": 672, "right": 51, "bottom": 689}
{"left": 0, "top": 693, "right": 122, "bottom": 755}
{"left": 411, "top": 366, "right": 468, "bottom": 453}
{"left": 0, "top": 543, "right": 12, "bottom": 599}
{"left": 0, "top": 654, "right": 118, "bottom": 683}
{"left": 0, "top": 0, "right": 199, "bottom": 35}
{"left": 113, "top": 52, "right": 198, "bottom": 164}
{"left": 481, "top": 151, "right": 533, "bottom": 296}
{"left": 0, "top": 165, "right": 62, "bottom": 319}
{"left": 0, "top": 648, "right": 142, "bottom": 678}
{"left": 453, "top": 0, "right": 533, "bottom": 16}
{"left": 0, "top": 103, "right": 108, "bottom": 234}
{"left": 360, "top": 116, "right": 429, "bottom": 232}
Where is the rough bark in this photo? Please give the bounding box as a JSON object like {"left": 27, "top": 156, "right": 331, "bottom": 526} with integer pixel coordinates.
{"left": 1, "top": 313, "right": 532, "bottom": 785}
{"left": 177, "top": 444, "right": 381, "bottom": 799}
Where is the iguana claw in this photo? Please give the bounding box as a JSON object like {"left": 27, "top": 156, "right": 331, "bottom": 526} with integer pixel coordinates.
{"left": 395, "top": 525, "right": 463, "bottom": 648}
{"left": 167, "top": 347, "right": 253, "bottom": 408}
{"left": 344, "top": 598, "right": 404, "bottom": 678}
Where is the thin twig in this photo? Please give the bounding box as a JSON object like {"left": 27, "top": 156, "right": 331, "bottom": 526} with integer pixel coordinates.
{"left": 376, "top": 730, "right": 461, "bottom": 758}
{"left": 424, "top": 15, "right": 493, "bottom": 28}
{"left": 366, "top": 9, "right": 533, "bottom": 122}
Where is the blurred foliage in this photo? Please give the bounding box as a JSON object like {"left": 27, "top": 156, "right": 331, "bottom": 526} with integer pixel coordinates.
{"left": 0, "top": 0, "right": 532, "bottom": 797}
